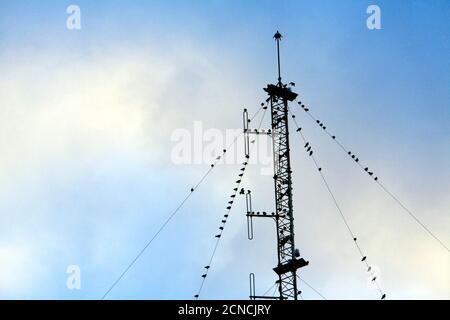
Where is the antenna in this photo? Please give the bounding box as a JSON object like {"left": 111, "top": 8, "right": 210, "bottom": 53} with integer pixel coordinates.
{"left": 274, "top": 31, "right": 282, "bottom": 85}
{"left": 245, "top": 32, "right": 308, "bottom": 300}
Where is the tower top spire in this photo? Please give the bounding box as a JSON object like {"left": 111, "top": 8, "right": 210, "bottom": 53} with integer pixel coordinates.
{"left": 274, "top": 31, "right": 283, "bottom": 85}
{"left": 274, "top": 30, "right": 283, "bottom": 40}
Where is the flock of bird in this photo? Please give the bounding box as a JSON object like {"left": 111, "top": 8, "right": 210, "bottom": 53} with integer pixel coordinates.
{"left": 194, "top": 160, "right": 250, "bottom": 299}
{"left": 191, "top": 92, "right": 443, "bottom": 300}
{"left": 297, "top": 101, "right": 380, "bottom": 183}
{"left": 194, "top": 99, "right": 390, "bottom": 300}
{"left": 194, "top": 103, "right": 269, "bottom": 299}
{"left": 289, "top": 107, "right": 387, "bottom": 300}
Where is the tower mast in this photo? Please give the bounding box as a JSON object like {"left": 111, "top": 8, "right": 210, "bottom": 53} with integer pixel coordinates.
{"left": 246, "top": 31, "right": 308, "bottom": 300}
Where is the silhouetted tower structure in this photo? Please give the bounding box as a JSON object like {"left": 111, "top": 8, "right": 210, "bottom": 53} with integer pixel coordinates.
{"left": 245, "top": 31, "right": 308, "bottom": 300}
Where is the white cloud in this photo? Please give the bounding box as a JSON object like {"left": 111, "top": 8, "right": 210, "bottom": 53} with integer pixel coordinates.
{"left": 0, "top": 42, "right": 254, "bottom": 298}
{"left": 0, "top": 243, "right": 41, "bottom": 297}
{"left": 0, "top": 41, "right": 448, "bottom": 299}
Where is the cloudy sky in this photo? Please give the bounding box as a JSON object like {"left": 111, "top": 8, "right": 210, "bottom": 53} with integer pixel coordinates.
{"left": 0, "top": 0, "right": 448, "bottom": 299}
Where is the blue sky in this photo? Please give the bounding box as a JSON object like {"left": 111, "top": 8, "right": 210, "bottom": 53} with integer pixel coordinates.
{"left": 0, "top": 0, "right": 448, "bottom": 299}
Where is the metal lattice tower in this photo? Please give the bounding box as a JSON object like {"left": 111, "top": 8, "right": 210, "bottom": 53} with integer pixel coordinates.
{"left": 246, "top": 31, "right": 308, "bottom": 301}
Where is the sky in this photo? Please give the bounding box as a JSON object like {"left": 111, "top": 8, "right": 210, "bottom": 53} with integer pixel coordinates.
{"left": 0, "top": 0, "right": 449, "bottom": 300}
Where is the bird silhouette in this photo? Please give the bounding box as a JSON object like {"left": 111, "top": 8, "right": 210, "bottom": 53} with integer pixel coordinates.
{"left": 304, "top": 142, "right": 309, "bottom": 148}
{"left": 194, "top": 295, "right": 199, "bottom": 298}
{"left": 201, "top": 274, "right": 207, "bottom": 278}
{"left": 332, "top": 136, "right": 336, "bottom": 139}
{"left": 205, "top": 266, "right": 210, "bottom": 269}
{"left": 309, "top": 151, "right": 313, "bottom": 156}
{"left": 215, "top": 234, "right": 221, "bottom": 238}
{"left": 191, "top": 188, "right": 194, "bottom": 192}
{"left": 296, "top": 128, "right": 302, "bottom": 132}
{"left": 381, "top": 294, "right": 386, "bottom": 300}
{"left": 362, "top": 256, "right": 367, "bottom": 261}
{"left": 304, "top": 108, "right": 309, "bottom": 112}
